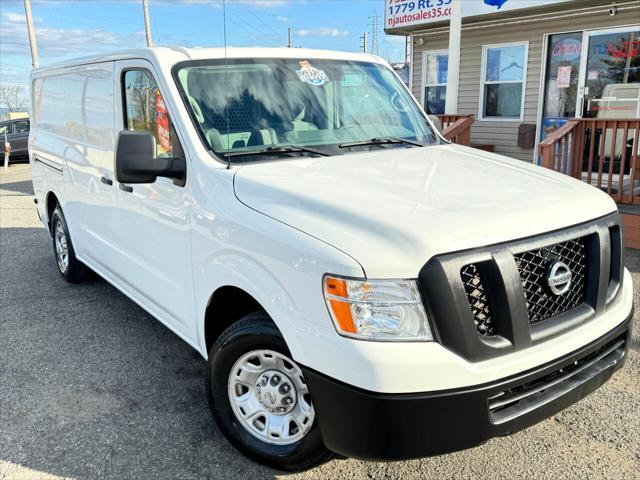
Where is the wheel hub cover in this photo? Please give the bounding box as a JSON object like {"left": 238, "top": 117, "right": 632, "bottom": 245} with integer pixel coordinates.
{"left": 255, "top": 370, "right": 297, "bottom": 414}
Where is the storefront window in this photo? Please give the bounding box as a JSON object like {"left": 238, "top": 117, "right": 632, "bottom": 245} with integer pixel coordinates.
{"left": 541, "top": 32, "right": 583, "bottom": 138}
{"left": 583, "top": 29, "right": 640, "bottom": 118}
{"left": 480, "top": 43, "right": 528, "bottom": 119}
{"left": 422, "top": 51, "right": 448, "bottom": 114}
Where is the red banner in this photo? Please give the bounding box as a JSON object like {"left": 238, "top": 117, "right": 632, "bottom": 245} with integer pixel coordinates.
{"left": 155, "top": 90, "right": 171, "bottom": 154}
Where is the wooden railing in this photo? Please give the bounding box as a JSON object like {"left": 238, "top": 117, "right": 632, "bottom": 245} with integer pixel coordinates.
{"left": 539, "top": 119, "right": 640, "bottom": 205}
{"left": 438, "top": 114, "right": 472, "bottom": 130}
{"left": 438, "top": 114, "right": 474, "bottom": 146}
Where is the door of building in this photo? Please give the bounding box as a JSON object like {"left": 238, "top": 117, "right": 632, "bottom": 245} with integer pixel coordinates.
{"left": 539, "top": 26, "right": 639, "bottom": 152}
{"left": 577, "top": 27, "right": 640, "bottom": 119}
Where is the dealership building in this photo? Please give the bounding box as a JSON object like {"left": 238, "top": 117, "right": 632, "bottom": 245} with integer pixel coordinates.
{"left": 385, "top": 0, "right": 640, "bottom": 163}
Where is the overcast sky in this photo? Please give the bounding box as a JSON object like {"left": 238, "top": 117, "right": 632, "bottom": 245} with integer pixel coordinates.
{"left": 0, "top": 0, "right": 407, "bottom": 90}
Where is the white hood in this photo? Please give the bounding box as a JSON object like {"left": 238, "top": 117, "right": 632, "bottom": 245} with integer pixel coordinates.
{"left": 233, "top": 144, "right": 617, "bottom": 278}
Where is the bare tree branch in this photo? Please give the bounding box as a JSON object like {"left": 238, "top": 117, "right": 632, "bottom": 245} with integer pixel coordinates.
{"left": 0, "top": 86, "right": 28, "bottom": 112}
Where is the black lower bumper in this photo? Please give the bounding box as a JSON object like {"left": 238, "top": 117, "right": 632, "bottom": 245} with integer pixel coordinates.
{"left": 302, "top": 310, "right": 632, "bottom": 461}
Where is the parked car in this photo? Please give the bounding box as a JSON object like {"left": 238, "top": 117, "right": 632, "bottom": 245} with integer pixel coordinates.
{"left": 29, "top": 48, "right": 633, "bottom": 471}
{"left": 1, "top": 117, "right": 30, "bottom": 162}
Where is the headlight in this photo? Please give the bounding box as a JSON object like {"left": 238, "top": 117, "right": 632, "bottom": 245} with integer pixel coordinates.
{"left": 323, "top": 275, "right": 433, "bottom": 341}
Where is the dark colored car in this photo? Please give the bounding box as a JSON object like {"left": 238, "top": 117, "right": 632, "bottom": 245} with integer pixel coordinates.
{"left": 1, "top": 118, "right": 30, "bottom": 163}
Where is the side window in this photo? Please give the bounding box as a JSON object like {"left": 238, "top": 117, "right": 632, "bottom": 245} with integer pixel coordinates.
{"left": 13, "top": 120, "right": 29, "bottom": 134}
{"left": 480, "top": 43, "right": 528, "bottom": 120}
{"left": 123, "top": 69, "right": 176, "bottom": 158}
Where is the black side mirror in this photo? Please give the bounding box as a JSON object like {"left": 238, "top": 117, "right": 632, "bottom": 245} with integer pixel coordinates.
{"left": 115, "top": 131, "right": 185, "bottom": 184}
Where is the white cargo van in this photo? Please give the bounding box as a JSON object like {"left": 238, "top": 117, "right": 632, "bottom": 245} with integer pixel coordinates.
{"left": 29, "top": 48, "right": 633, "bottom": 471}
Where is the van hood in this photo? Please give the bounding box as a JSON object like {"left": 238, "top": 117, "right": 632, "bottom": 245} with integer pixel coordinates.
{"left": 233, "top": 144, "right": 617, "bottom": 277}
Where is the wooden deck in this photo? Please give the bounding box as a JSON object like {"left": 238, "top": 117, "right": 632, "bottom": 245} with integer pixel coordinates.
{"left": 539, "top": 118, "right": 640, "bottom": 247}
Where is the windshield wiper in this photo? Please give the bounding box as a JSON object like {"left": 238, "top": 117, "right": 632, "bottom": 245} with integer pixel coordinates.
{"left": 225, "top": 145, "right": 329, "bottom": 158}
{"left": 338, "top": 137, "right": 425, "bottom": 149}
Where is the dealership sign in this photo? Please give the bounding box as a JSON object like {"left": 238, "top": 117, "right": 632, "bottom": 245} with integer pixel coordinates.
{"left": 385, "top": 0, "right": 572, "bottom": 30}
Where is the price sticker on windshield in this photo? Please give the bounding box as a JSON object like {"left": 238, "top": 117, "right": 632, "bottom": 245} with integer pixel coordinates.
{"left": 296, "top": 60, "right": 329, "bottom": 86}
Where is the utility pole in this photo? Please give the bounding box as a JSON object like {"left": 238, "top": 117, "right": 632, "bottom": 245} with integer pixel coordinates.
{"left": 23, "top": 0, "right": 39, "bottom": 68}
{"left": 288, "top": 27, "right": 292, "bottom": 48}
{"left": 142, "top": 0, "right": 153, "bottom": 47}
{"left": 360, "top": 32, "right": 368, "bottom": 53}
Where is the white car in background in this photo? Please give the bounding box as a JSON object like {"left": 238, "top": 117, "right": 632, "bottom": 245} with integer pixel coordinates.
{"left": 29, "top": 47, "right": 633, "bottom": 471}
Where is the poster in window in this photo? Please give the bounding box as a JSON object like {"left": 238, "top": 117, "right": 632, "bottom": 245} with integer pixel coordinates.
{"left": 557, "top": 66, "right": 571, "bottom": 88}
{"left": 155, "top": 90, "right": 171, "bottom": 155}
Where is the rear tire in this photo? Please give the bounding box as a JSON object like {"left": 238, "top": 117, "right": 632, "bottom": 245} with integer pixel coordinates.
{"left": 206, "top": 311, "right": 333, "bottom": 471}
{"left": 51, "top": 206, "right": 88, "bottom": 284}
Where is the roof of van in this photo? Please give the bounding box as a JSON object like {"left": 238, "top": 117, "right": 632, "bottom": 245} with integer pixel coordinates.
{"left": 31, "top": 47, "right": 385, "bottom": 76}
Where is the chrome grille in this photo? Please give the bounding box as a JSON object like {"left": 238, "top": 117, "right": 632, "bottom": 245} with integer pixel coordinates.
{"left": 460, "top": 264, "right": 496, "bottom": 336}
{"left": 515, "top": 237, "right": 587, "bottom": 324}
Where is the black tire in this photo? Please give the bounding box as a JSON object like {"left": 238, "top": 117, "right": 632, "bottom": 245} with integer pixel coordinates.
{"left": 50, "top": 205, "right": 88, "bottom": 284}
{"left": 206, "top": 311, "right": 333, "bottom": 471}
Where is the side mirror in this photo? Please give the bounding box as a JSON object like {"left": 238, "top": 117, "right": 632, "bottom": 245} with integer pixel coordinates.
{"left": 428, "top": 115, "right": 443, "bottom": 135}
{"left": 115, "top": 131, "right": 185, "bottom": 184}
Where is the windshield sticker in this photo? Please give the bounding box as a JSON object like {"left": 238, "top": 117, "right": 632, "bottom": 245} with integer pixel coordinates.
{"left": 296, "top": 60, "right": 329, "bottom": 86}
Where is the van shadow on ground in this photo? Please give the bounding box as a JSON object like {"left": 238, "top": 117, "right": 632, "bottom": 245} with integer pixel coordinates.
{"left": 0, "top": 226, "right": 286, "bottom": 480}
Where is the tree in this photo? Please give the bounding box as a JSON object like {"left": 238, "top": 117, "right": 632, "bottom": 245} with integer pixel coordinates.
{"left": 0, "top": 85, "right": 28, "bottom": 112}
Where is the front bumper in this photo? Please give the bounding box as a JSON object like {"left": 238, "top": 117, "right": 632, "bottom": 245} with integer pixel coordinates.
{"left": 302, "top": 308, "right": 632, "bottom": 461}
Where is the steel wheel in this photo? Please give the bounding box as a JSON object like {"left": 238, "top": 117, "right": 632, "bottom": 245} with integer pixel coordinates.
{"left": 228, "top": 349, "right": 315, "bottom": 445}
{"left": 54, "top": 222, "right": 69, "bottom": 273}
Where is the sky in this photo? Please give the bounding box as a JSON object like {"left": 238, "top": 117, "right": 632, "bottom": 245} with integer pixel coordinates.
{"left": 0, "top": 0, "right": 408, "bottom": 91}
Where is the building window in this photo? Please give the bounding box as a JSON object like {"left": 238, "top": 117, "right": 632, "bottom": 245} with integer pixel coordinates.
{"left": 422, "top": 50, "right": 448, "bottom": 114}
{"left": 480, "top": 42, "right": 528, "bottom": 120}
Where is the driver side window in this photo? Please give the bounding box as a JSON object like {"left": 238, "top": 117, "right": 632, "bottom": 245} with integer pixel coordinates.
{"left": 123, "top": 69, "right": 179, "bottom": 159}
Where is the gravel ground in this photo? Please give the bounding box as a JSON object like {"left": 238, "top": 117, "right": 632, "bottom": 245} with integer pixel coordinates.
{"left": 1, "top": 163, "right": 639, "bottom": 480}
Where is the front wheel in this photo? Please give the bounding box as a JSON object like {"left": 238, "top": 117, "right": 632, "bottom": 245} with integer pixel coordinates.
{"left": 206, "top": 312, "right": 333, "bottom": 471}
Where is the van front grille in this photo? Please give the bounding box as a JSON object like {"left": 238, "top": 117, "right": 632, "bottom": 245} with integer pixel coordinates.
{"left": 419, "top": 214, "right": 622, "bottom": 362}
{"left": 515, "top": 237, "right": 587, "bottom": 324}
{"left": 460, "top": 264, "right": 496, "bottom": 336}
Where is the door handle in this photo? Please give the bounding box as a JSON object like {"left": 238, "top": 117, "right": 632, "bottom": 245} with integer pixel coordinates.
{"left": 119, "top": 183, "right": 133, "bottom": 193}
{"left": 100, "top": 176, "right": 113, "bottom": 186}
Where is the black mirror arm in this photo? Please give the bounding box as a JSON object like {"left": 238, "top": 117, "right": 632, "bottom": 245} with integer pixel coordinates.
{"left": 160, "top": 157, "right": 186, "bottom": 180}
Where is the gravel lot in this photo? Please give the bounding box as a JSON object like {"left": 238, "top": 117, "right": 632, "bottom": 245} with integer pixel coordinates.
{"left": 1, "top": 163, "right": 639, "bottom": 480}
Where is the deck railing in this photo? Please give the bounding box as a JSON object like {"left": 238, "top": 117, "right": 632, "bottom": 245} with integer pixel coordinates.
{"left": 438, "top": 114, "right": 474, "bottom": 146}
{"left": 539, "top": 119, "right": 640, "bottom": 205}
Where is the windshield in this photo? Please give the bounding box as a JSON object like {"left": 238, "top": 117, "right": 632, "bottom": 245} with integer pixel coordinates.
{"left": 174, "top": 58, "right": 439, "bottom": 161}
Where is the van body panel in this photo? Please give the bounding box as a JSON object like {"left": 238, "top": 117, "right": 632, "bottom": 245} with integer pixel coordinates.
{"left": 64, "top": 63, "right": 118, "bottom": 272}
{"left": 188, "top": 158, "right": 365, "bottom": 358}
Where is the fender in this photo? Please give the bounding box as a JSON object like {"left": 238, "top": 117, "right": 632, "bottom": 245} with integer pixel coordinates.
{"left": 196, "top": 249, "right": 300, "bottom": 359}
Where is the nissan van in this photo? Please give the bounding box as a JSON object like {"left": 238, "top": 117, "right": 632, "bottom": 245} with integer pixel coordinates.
{"left": 29, "top": 47, "right": 633, "bottom": 471}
